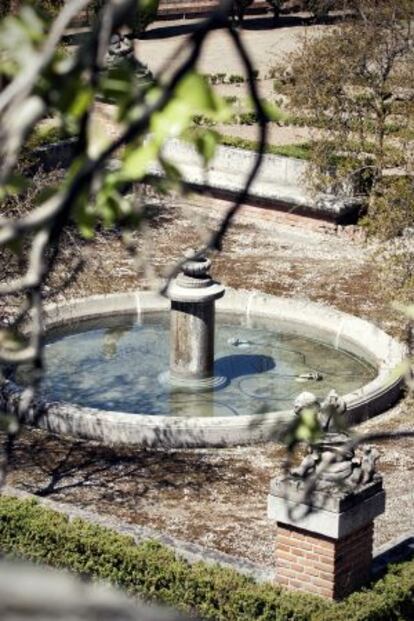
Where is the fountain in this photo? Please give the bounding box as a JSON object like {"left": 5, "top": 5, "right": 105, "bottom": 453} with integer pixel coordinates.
{"left": 0, "top": 252, "right": 406, "bottom": 447}
{"left": 166, "top": 249, "right": 225, "bottom": 390}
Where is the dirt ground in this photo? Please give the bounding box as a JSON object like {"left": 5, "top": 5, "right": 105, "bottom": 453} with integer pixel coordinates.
{"left": 3, "top": 194, "right": 414, "bottom": 567}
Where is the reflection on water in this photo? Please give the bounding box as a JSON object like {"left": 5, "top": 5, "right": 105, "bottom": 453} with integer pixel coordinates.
{"left": 21, "top": 313, "right": 376, "bottom": 418}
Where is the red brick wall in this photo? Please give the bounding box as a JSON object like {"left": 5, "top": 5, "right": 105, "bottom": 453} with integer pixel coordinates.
{"left": 276, "top": 522, "right": 374, "bottom": 599}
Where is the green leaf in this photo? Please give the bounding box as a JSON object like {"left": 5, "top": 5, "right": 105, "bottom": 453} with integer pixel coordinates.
{"left": 175, "top": 71, "right": 217, "bottom": 114}
{"left": 96, "top": 187, "right": 132, "bottom": 227}
{"left": 159, "top": 157, "right": 182, "bottom": 183}
{"left": 77, "top": 213, "right": 96, "bottom": 239}
{"left": 176, "top": 72, "right": 230, "bottom": 122}
{"left": 194, "top": 129, "right": 220, "bottom": 165}
{"left": 150, "top": 99, "right": 191, "bottom": 143}
{"left": 19, "top": 6, "right": 45, "bottom": 41}
{"left": 99, "top": 63, "right": 134, "bottom": 105}
{"left": 68, "top": 87, "right": 93, "bottom": 120}
{"left": 72, "top": 188, "right": 96, "bottom": 239}
{"left": 120, "top": 140, "right": 159, "bottom": 181}
{"left": 282, "top": 406, "right": 322, "bottom": 448}
{"left": 262, "top": 99, "right": 288, "bottom": 123}
{"left": 150, "top": 73, "right": 230, "bottom": 145}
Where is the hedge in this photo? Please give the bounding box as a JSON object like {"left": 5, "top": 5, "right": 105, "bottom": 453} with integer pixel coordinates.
{"left": 0, "top": 496, "right": 413, "bottom": 621}
{"left": 218, "top": 134, "right": 312, "bottom": 161}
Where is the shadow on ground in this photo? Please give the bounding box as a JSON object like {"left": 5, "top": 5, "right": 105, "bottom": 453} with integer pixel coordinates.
{"left": 6, "top": 430, "right": 254, "bottom": 502}
{"left": 142, "top": 13, "right": 343, "bottom": 40}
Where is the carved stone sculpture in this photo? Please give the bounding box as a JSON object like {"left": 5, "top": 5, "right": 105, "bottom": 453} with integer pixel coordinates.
{"left": 293, "top": 391, "right": 320, "bottom": 415}
{"left": 104, "top": 29, "right": 152, "bottom": 84}
{"left": 293, "top": 389, "right": 346, "bottom": 431}
{"left": 296, "top": 371, "right": 323, "bottom": 382}
{"left": 319, "top": 389, "right": 347, "bottom": 430}
{"left": 291, "top": 389, "right": 380, "bottom": 491}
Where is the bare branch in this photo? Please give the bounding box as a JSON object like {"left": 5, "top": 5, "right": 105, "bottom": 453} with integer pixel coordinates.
{"left": 0, "top": 229, "right": 49, "bottom": 295}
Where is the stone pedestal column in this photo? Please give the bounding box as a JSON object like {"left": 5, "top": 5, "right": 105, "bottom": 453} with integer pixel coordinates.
{"left": 166, "top": 250, "right": 225, "bottom": 389}
{"left": 268, "top": 477, "right": 385, "bottom": 600}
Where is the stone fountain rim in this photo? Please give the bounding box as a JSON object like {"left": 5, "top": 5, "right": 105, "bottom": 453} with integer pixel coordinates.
{"left": 1, "top": 289, "right": 406, "bottom": 448}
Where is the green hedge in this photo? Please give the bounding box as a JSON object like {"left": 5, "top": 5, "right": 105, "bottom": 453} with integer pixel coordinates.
{"left": 0, "top": 496, "right": 413, "bottom": 621}
{"left": 218, "top": 134, "right": 312, "bottom": 161}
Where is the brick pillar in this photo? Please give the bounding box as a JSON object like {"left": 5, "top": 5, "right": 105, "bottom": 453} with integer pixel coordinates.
{"left": 276, "top": 522, "right": 374, "bottom": 599}
{"left": 268, "top": 477, "right": 385, "bottom": 601}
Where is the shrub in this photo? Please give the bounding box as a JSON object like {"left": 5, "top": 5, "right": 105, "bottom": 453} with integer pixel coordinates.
{"left": 1, "top": 496, "right": 414, "bottom": 621}
{"left": 306, "top": 0, "right": 334, "bottom": 19}
{"left": 219, "top": 134, "right": 312, "bottom": 160}
{"left": 361, "top": 176, "right": 414, "bottom": 239}
{"left": 228, "top": 74, "right": 244, "bottom": 84}
{"left": 237, "top": 111, "right": 257, "bottom": 125}
{"left": 204, "top": 73, "right": 227, "bottom": 85}
{"left": 0, "top": 496, "right": 329, "bottom": 620}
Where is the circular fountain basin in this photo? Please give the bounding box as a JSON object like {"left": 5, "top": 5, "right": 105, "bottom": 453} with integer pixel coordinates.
{"left": 1, "top": 289, "right": 405, "bottom": 447}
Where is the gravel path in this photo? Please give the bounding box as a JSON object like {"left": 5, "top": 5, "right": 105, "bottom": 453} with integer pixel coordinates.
{"left": 138, "top": 15, "right": 328, "bottom": 76}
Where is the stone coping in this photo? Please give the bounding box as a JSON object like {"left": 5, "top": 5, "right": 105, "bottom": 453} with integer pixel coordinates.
{"left": 269, "top": 476, "right": 383, "bottom": 513}
{"left": 0, "top": 289, "right": 405, "bottom": 448}
{"left": 267, "top": 488, "right": 386, "bottom": 539}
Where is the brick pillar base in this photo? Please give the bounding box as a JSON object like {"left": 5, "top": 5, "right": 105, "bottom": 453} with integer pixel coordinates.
{"left": 268, "top": 476, "right": 385, "bottom": 600}
{"left": 276, "top": 522, "right": 374, "bottom": 599}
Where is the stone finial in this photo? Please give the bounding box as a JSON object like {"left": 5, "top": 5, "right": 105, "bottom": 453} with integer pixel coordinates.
{"left": 167, "top": 249, "right": 224, "bottom": 300}
{"left": 182, "top": 249, "right": 211, "bottom": 279}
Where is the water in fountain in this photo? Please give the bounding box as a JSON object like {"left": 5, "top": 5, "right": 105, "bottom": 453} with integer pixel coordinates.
{"left": 22, "top": 312, "right": 376, "bottom": 417}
